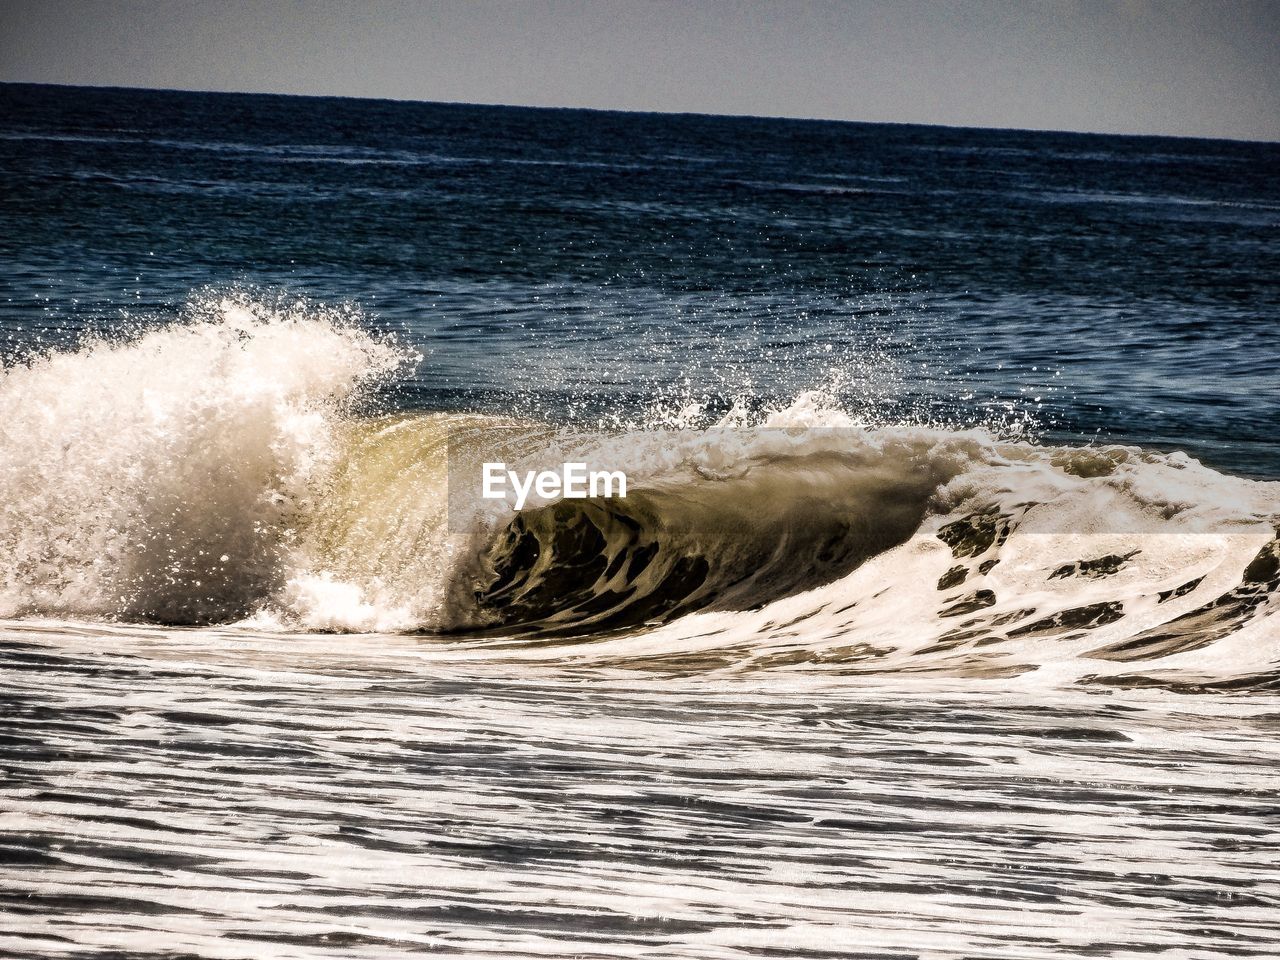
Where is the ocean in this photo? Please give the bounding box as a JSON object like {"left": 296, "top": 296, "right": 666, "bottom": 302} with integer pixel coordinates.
{"left": 1, "top": 83, "right": 1278, "bottom": 959}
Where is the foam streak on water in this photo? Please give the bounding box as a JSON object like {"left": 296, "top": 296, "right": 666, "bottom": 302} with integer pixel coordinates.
{"left": 2, "top": 301, "right": 1279, "bottom": 957}
{"left": 2, "top": 625, "right": 1278, "bottom": 959}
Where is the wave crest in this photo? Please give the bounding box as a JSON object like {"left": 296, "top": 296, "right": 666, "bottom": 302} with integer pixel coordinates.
{"left": 2, "top": 304, "right": 1277, "bottom": 690}
{"left": 0, "top": 294, "right": 406, "bottom": 622}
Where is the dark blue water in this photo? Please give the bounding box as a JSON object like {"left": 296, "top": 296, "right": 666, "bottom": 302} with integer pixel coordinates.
{"left": 2, "top": 82, "right": 1278, "bottom": 474}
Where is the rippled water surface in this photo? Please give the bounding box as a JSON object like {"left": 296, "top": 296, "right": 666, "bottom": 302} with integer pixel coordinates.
{"left": 2, "top": 84, "right": 1278, "bottom": 958}
{"left": 4, "top": 625, "right": 1279, "bottom": 959}
{"left": 3, "top": 83, "right": 1278, "bottom": 474}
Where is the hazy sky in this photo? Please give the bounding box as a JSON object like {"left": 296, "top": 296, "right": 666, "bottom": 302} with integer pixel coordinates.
{"left": 2, "top": 0, "right": 1277, "bottom": 140}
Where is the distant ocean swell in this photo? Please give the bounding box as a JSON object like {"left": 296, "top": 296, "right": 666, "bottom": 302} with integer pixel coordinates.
{"left": 2, "top": 296, "right": 1276, "bottom": 691}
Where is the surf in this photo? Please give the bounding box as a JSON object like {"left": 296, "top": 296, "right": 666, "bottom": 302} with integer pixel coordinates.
{"left": 1, "top": 296, "right": 1277, "bottom": 692}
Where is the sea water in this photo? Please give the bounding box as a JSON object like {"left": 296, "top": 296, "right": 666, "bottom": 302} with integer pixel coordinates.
{"left": 1, "top": 84, "right": 1277, "bottom": 958}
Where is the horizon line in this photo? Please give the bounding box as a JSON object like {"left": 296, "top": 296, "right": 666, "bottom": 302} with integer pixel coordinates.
{"left": 3, "top": 79, "right": 1276, "bottom": 147}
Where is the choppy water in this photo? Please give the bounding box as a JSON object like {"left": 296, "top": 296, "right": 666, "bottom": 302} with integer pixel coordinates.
{"left": 1, "top": 84, "right": 1278, "bottom": 958}
{"left": 4, "top": 626, "right": 1280, "bottom": 959}
{"left": 7, "top": 632, "right": 1280, "bottom": 960}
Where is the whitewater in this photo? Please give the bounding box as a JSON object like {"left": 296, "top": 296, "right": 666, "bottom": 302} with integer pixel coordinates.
{"left": 3, "top": 300, "right": 1276, "bottom": 691}
{"left": 3, "top": 300, "right": 1278, "bottom": 958}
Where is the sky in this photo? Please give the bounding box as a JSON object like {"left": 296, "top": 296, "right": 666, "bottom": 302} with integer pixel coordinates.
{"left": 1, "top": 0, "right": 1277, "bottom": 141}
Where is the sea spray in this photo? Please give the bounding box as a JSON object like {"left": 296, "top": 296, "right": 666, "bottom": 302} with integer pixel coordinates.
{"left": 0, "top": 294, "right": 407, "bottom": 622}
{"left": 2, "top": 304, "right": 1278, "bottom": 692}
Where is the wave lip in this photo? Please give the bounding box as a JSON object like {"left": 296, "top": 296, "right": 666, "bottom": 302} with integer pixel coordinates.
{"left": 463, "top": 429, "right": 984, "bottom": 633}
{"left": 446, "top": 422, "right": 1280, "bottom": 690}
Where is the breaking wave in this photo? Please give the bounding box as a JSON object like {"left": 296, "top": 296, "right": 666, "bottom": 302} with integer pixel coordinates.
{"left": 2, "top": 298, "right": 1277, "bottom": 690}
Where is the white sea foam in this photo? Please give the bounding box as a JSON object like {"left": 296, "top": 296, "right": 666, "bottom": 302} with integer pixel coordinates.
{"left": 0, "top": 294, "right": 406, "bottom": 623}
{"left": 1, "top": 300, "right": 1277, "bottom": 690}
